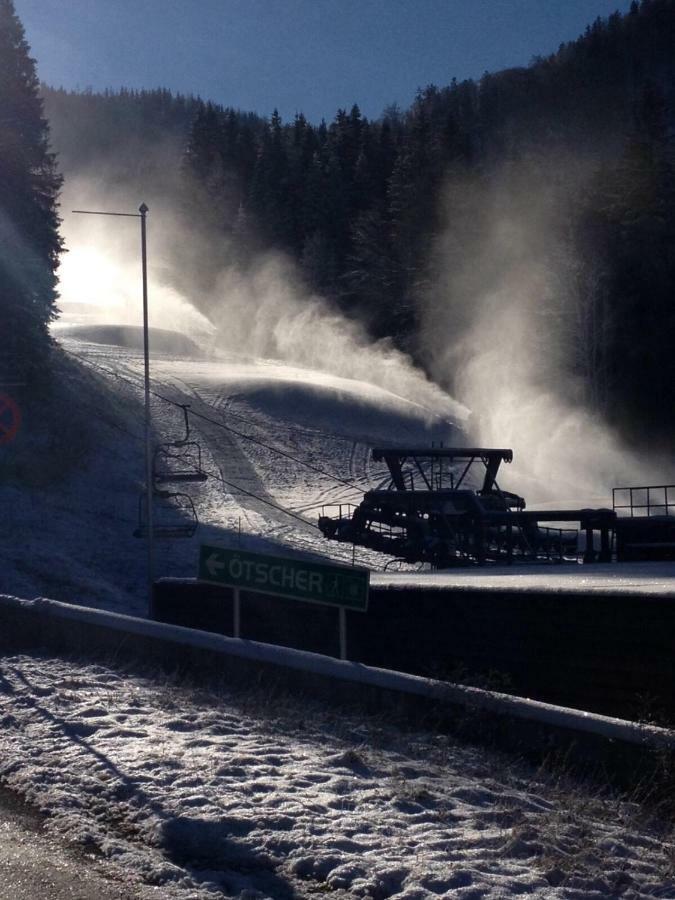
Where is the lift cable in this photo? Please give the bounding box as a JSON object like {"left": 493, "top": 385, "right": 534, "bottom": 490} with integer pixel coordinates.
{"left": 67, "top": 347, "right": 391, "bottom": 489}
{"left": 62, "top": 348, "right": 362, "bottom": 531}
{"left": 199, "top": 465, "right": 322, "bottom": 532}
{"left": 151, "top": 388, "right": 359, "bottom": 489}
{"left": 65, "top": 349, "right": 397, "bottom": 570}
{"left": 200, "top": 465, "right": 383, "bottom": 570}
{"left": 65, "top": 348, "right": 372, "bottom": 491}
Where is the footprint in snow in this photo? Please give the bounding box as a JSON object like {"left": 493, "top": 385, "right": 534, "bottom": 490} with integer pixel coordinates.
{"left": 422, "top": 868, "right": 473, "bottom": 891}
{"left": 163, "top": 718, "right": 202, "bottom": 732}
{"left": 215, "top": 765, "right": 248, "bottom": 777}
{"left": 245, "top": 779, "right": 276, "bottom": 794}
{"left": 179, "top": 794, "right": 210, "bottom": 808}
{"left": 326, "top": 797, "right": 357, "bottom": 811}
{"left": 227, "top": 755, "right": 260, "bottom": 766}
{"left": 184, "top": 738, "right": 215, "bottom": 748}
{"left": 65, "top": 720, "right": 100, "bottom": 737}
{"left": 289, "top": 854, "right": 344, "bottom": 880}
{"left": 76, "top": 706, "right": 109, "bottom": 718}
{"left": 260, "top": 754, "right": 284, "bottom": 766}
{"left": 449, "top": 786, "right": 498, "bottom": 806}
{"left": 106, "top": 728, "right": 148, "bottom": 739}
{"left": 28, "top": 684, "right": 55, "bottom": 697}
{"left": 325, "top": 749, "right": 372, "bottom": 774}
{"left": 325, "top": 837, "right": 370, "bottom": 853}
{"left": 293, "top": 772, "right": 331, "bottom": 785}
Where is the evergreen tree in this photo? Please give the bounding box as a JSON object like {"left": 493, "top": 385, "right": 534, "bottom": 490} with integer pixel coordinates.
{"left": 249, "top": 109, "right": 293, "bottom": 247}
{"left": 575, "top": 80, "right": 675, "bottom": 436}
{"left": 182, "top": 102, "right": 242, "bottom": 228}
{"left": 345, "top": 207, "right": 398, "bottom": 335}
{"left": 43, "top": 0, "right": 675, "bottom": 439}
{"left": 0, "top": 0, "right": 62, "bottom": 382}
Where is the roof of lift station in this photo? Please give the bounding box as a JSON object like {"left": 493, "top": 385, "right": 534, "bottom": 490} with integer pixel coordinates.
{"left": 372, "top": 560, "right": 675, "bottom": 597}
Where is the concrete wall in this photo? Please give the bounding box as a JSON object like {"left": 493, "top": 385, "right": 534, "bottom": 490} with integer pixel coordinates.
{"left": 154, "top": 578, "right": 675, "bottom": 721}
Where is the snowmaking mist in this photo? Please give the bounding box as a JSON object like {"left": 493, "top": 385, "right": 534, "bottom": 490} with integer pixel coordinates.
{"left": 56, "top": 172, "right": 467, "bottom": 426}
{"left": 420, "top": 159, "right": 662, "bottom": 507}
{"left": 199, "top": 252, "right": 467, "bottom": 424}
{"left": 56, "top": 175, "right": 216, "bottom": 341}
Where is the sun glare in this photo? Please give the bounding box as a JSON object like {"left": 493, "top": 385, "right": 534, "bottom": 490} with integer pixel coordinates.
{"left": 59, "top": 246, "right": 133, "bottom": 311}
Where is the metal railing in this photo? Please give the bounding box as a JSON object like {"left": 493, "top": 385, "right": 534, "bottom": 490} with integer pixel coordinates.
{"left": 490, "top": 524, "right": 579, "bottom": 562}
{"left": 320, "top": 503, "right": 358, "bottom": 521}
{"left": 612, "top": 485, "right": 675, "bottom": 517}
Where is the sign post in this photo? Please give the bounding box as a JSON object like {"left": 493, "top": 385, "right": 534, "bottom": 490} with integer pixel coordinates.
{"left": 339, "top": 607, "right": 347, "bottom": 660}
{"left": 198, "top": 545, "right": 370, "bottom": 659}
{"left": 233, "top": 587, "right": 241, "bottom": 638}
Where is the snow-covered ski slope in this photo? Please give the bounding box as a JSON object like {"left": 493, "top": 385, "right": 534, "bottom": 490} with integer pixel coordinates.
{"left": 61, "top": 326, "right": 462, "bottom": 557}
{"left": 1, "top": 324, "right": 461, "bottom": 612}
{"left": 3, "top": 323, "right": 674, "bottom": 614}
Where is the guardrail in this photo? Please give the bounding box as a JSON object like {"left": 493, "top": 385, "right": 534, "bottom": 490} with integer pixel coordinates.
{"left": 3, "top": 591, "right": 675, "bottom": 789}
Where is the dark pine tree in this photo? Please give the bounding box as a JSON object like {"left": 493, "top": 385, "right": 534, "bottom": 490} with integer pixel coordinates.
{"left": 576, "top": 79, "right": 675, "bottom": 438}
{"left": 0, "top": 0, "right": 62, "bottom": 382}
{"left": 249, "top": 109, "right": 293, "bottom": 248}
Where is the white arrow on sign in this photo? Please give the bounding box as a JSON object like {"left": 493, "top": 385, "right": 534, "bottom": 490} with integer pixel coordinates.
{"left": 206, "top": 553, "right": 225, "bottom": 578}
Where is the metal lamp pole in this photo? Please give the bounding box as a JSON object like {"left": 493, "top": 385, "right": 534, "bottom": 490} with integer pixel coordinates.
{"left": 72, "top": 203, "right": 154, "bottom": 615}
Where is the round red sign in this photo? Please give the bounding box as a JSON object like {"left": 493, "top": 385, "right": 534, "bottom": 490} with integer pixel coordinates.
{"left": 0, "top": 393, "right": 21, "bottom": 445}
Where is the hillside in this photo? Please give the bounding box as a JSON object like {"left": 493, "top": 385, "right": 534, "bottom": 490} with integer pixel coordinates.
{"left": 1, "top": 327, "right": 460, "bottom": 610}
{"left": 43, "top": 0, "right": 675, "bottom": 448}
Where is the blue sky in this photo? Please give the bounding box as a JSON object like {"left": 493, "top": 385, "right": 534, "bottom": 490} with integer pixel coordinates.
{"left": 16, "top": 0, "right": 632, "bottom": 122}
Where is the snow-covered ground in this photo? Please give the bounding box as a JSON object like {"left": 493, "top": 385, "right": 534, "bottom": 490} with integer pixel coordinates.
{"left": 3, "top": 325, "right": 675, "bottom": 897}
{"left": 2, "top": 650, "right": 675, "bottom": 899}
{"left": 2, "top": 325, "right": 465, "bottom": 613}
{"left": 4, "top": 325, "right": 673, "bottom": 614}
{"left": 373, "top": 561, "right": 675, "bottom": 596}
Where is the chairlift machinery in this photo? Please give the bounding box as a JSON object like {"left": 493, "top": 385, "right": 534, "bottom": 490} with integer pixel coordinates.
{"left": 319, "top": 447, "right": 616, "bottom": 567}
{"left": 134, "top": 404, "right": 207, "bottom": 540}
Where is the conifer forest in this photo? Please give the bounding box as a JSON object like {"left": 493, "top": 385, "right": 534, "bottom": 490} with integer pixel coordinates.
{"left": 5, "top": 0, "right": 675, "bottom": 447}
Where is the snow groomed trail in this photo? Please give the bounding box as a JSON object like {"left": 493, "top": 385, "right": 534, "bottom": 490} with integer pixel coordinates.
{"left": 56, "top": 329, "right": 455, "bottom": 585}
{"left": 2, "top": 327, "right": 451, "bottom": 615}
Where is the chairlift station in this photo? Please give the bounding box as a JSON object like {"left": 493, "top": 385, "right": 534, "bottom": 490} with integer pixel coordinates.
{"left": 127, "top": 387, "right": 674, "bottom": 570}
{"left": 318, "top": 446, "right": 674, "bottom": 567}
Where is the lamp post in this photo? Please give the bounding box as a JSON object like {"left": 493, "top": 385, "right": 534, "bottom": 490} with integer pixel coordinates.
{"left": 72, "top": 203, "right": 154, "bottom": 615}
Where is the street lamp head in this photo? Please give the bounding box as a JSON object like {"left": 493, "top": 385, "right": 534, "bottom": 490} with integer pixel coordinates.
{"left": 139, "top": 202, "right": 149, "bottom": 215}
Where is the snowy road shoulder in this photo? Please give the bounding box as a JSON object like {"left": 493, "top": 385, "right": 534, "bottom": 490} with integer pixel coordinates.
{"left": 1, "top": 652, "right": 675, "bottom": 899}
{"left": 0, "top": 784, "right": 150, "bottom": 899}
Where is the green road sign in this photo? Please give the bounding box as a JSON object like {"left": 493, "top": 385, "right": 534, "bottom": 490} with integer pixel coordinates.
{"left": 198, "top": 545, "right": 370, "bottom": 611}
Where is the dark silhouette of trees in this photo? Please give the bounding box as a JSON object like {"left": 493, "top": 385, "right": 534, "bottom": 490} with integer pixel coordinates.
{"left": 575, "top": 80, "right": 675, "bottom": 438}
{"left": 40, "top": 0, "right": 675, "bottom": 440}
{"left": 0, "top": 0, "right": 62, "bottom": 381}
